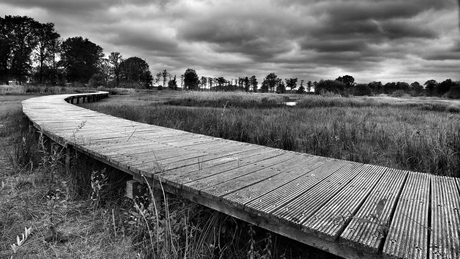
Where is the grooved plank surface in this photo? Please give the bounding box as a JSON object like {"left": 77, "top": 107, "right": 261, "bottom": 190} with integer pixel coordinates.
{"left": 271, "top": 162, "right": 364, "bottom": 225}
{"left": 223, "top": 155, "right": 328, "bottom": 208}
{"left": 430, "top": 176, "right": 460, "bottom": 259}
{"left": 382, "top": 172, "right": 430, "bottom": 259}
{"left": 22, "top": 92, "right": 460, "bottom": 259}
{"left": 303, "top": 164, "right": 386, "bottom": 241}
{"left": 340, "top": 168, "right": 408, "bottom": 253}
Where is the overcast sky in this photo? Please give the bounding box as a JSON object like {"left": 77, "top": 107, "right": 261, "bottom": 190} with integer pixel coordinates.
{"left": 1, "top": 0, "right": 459, "bottom": 84}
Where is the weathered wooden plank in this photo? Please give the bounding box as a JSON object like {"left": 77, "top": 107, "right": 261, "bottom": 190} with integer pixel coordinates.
{"left": 157, "top": 144, "right": 261, "bottom": 173}
{"left": 244, "top": 159, "right": 349, "bottom": 216}
{"left": 270, "top": 162, "right": 364, "bottom": 226}
{"left": 382, "top": 172, "right": 430, "bottom": 259}
{"left": 167, "top": 148, "right": 285, "bottom": 184}
{"left": 430, "top": 176, "right": 460, "bottom": 259}
{"left": 156, "top": 147, "right": 275, "bottom": 186}
{"left": 222, "top": 155, "right": 329, "bottom": 209}
{"left": 183, "top": 151, "right": 296, "bottom": 193}
{"left": 97, "top": 136, "right": 219, "bottom": 158}
{"left": 302, "top": 164, "right": 386, "bottom": 241}
{"left": 340, "top": 168, "right": 408, "bottom": 254}
{"left": 200, "top": 152, "right": 309, "bottom": 198}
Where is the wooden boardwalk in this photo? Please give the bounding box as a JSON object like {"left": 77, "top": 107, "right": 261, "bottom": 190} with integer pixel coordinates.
{"left": 22, "top": 92, "right": 460, "bottom": 259}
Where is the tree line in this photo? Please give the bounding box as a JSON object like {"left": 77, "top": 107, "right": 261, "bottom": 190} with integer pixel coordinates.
{"left": 2, "top": 15, "right": 459, "bottom": 99}
{"left": 0, "top": 15, "right": 154, "bottom": 88}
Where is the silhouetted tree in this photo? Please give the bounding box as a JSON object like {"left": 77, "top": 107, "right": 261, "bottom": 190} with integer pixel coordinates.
{"left": 119, "top": 56, "right": 152, "bottom": 88}
{"left": 0, "top": 15, "right": 41, "bottom": 84}
{"left": 315, "top": 80, "right": 346, "bottom": 94}
{"left": 250, "top": 75, "right": 258, "bottom": 92}
{"left": 410, "top": 81, "right": 424, "bottom": 96}
{"left": 168, "top": 75, "right": 178, "bottom": 90}
{"left": 262, "top": 73, "right": 280, "bottom": 93}
{"left": 336, "top": 75, "right": 355, "bottom": 87}
{"left": 108, "top": 52, "right": 122, "bottom": 87}
{"left": 424, "top": 79, "right": 438, "bottom": 96}
{"left": 436, "top": 79, "right": 454, "bottom": 96}
{"left": 285, "top": 78, "right": 298, "bottom": 92}
{"left": 60, "top": 36, "right": 103, "bottom": 83}
{"left": 277, "top": 80, "right": 286, "bottom": 93}
{"left": 33, "top": 22, "right": 60, "bottom": 84}
{"left": 183, "top": 68, "right": 199, "bottom": 90}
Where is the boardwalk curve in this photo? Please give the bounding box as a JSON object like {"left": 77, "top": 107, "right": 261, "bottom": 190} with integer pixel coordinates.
{"left": 22, "top": 92, "right": 460, "bottom": 259}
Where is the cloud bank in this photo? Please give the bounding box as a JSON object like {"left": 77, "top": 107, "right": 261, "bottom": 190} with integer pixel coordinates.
{"left": 1, "top": 0, "right": 459, "bottom": 83}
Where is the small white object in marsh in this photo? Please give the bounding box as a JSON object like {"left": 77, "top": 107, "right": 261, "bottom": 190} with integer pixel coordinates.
{"left": 285, "top": 102, "right": 297, "bottom": 106}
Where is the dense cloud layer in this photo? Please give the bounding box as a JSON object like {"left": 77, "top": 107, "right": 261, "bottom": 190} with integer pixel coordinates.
{"left": 1, "top": 0, "right": 459, "bottom": 83}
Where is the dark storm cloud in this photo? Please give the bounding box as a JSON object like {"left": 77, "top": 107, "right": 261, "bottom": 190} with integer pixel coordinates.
{"left": 0, "top": 0, "right": 459, "bottom": 83}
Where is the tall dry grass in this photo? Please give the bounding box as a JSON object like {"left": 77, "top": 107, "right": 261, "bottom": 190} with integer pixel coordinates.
{"left": 83, "top": 93, "right": 460, "bottom": 177}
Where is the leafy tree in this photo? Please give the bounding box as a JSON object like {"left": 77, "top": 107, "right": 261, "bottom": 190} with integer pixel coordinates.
{"left": 88, "top": 73, "right": 106, "bottom": 87}
{"left": 315, "top": 80, "right": 346, "bottom": 94}
{"left": 447, "top": 81, "right": 460, "bottom": 99}
{"left": 353, "top": 84, "right": 373, "bottom": 96}
{"left": 410, "top": 81, "right": 424, "bottom": 96}
{"left": 119, "top": 56, "right": 153, "bottom": 88}
{"left": 250, "top": 75, "right": 258, "bottom": 92}
{"left": 33, "top": 22, "right": 60, "bottom": 84}
{"left": 208, "top": 77, "right": 214, "bottom": 90}
{"left": 368, "top": 81, "right": 383, "bottom": 94}
{"left": 244, "top": 77, "right": 250, "bottom": 92}
{"left": 183, "top": 68, "right": 199, "bottom": 90}
{"left": 336, "top": 75, "right": 355, "bottom": 87}
{"left": 0, "top": 15, "right": 41, "bottom": 84}
{"left": 262, "top": 73, "right": 280, "bottom": 93}
{"left": 307, "top": 80, "right": 312, "bottom": 93}
{"left": 424, "top": 79, "right": 437, "bottom": 96}
{"left": 436, "top": 79, "right": 454, "bottom": 96}
{"left": 168, "top": 75, "right": 178, "bottom": 90}
{"left": 296, "top": 84, "right": 305, "bottom": 94}
{"left": 108, "top": 52, "right": 123, "bottom": 87}
{"left": 157, "top": 69, "right": 170, "bottom": 90}
{"left": 60, "top": 36, "right": 104, "bottom": 83}
{"left": 201, "top": 76, "right": 207, "bottom": 90}
{"left": 277, "top": 80, "right": 286, "bottom": 93}
{"left": 285, "top": 78, "right": 298, "bottom": 92}
{"left": 215, "top": 77, "right": 226, "bottom": 90}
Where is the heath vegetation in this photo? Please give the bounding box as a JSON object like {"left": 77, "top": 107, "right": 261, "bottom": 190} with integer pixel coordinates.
{"left": 83, "top": 91, "right": 460, "bottom": 177}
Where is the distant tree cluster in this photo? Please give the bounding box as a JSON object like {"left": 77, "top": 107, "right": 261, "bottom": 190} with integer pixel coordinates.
{"left": 0, "top": 15, "right": 153, "bottom": 88}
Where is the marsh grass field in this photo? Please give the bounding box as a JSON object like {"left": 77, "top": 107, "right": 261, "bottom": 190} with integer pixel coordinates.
{"left": 83, "top": 90, "right": 460, "bottom": 177}
{"left": 1, "top": 88, "right": 460, "bottom": 259}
